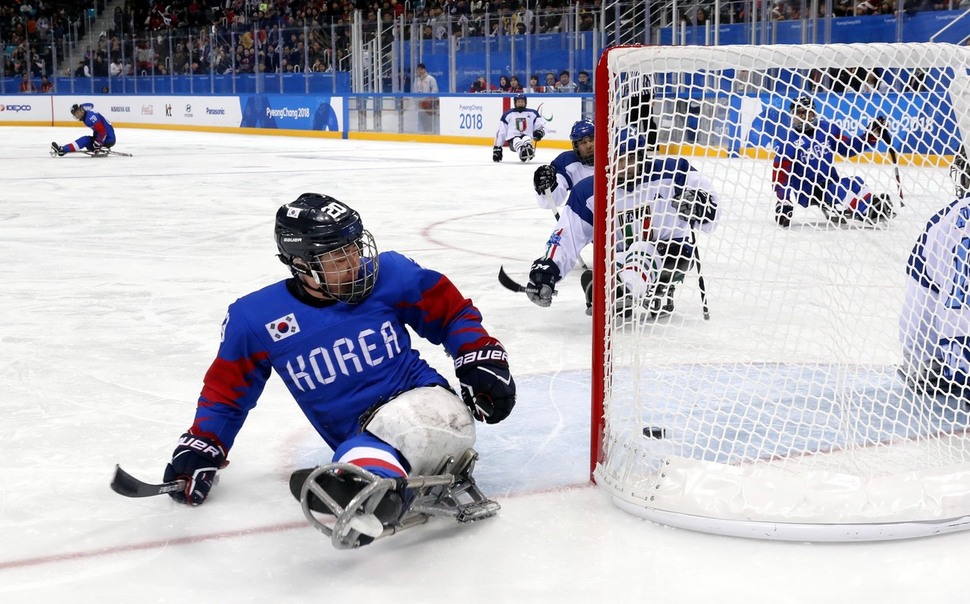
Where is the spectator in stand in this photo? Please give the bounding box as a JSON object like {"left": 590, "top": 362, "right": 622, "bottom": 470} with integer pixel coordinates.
{"left": 39, "top": 76, "right": 54, "bottom": 93}
{"left": 19, "top": 73, "right": 36, "bottom": 93}
{"left": 509, "top": 75, "right": 524, "bottom": 93}
{"left": 413, "top": 62, "right": 439, "bottom": 133}
{"left": 75, "top": 60, "right": 91, "bottom": 78}
{"left": 555, "top": 70, "right": 577, "bottom": 93}
{"left": 470, "top": 76, "right": 495, "bottom": 92}
{"left": 526, "top": 74, "right": 544, "bottom": 93}
{"left": 545, "top": 72, "right": 557, "bottom": 90}
{"left": 498, "top": 75, "right": 511, "bottom": 92}
{"left": 575, "top": 70, "right": 592, "bottom": 92}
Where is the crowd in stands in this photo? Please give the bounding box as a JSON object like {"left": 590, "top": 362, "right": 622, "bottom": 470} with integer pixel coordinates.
{"left": 468, "top": 69, "right": 591, "bottom": 93}
{"left": 2, "top": 0, "right": 966, "bottom": 91}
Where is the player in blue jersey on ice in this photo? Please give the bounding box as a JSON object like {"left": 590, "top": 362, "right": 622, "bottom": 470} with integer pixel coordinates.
{"left": 773, "top": 96, "right": 894, "bottom": 227}
{"left": 162, "top": 193, "right": 515, "bottom": 546}
{"left": 51, "top": 103, "right": 117, "bottom": 156}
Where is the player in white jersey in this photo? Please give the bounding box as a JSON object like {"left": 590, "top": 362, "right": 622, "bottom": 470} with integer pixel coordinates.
{"left": 527, "top": 128, "right": 721, "bottom": 318}
{"left": 533, "top": 119, "right": 595, "bottom": 210}
{"left": 899, "top": 196, "right": 970, "bottom": 398}
{"left": 492, "top": 93, "right": 547, "bottom": 163}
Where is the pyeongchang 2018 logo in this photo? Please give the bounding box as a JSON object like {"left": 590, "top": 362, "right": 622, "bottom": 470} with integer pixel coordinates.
{"left": 0, "top": 104, "right": 32, "bottom": 112}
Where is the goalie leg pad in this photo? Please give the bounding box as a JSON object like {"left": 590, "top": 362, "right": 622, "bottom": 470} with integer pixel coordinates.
{"left": 364, "top": 386, "right": 476, "bottom": 476}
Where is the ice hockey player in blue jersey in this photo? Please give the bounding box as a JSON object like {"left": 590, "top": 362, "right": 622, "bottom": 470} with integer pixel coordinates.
{"left": 51, "top": 103, "right": 117, "bottom": 156}
{"left": 533, "top": 119, "right": 595, "bottom": 210}
{"left": 527, "top": 128, "right": 720, "bottom": 318}
{"left": 899, "top": 196, "right": 970, "bottom": 399}
{"left": 773, "top": 96, "right": 894, "bottom": 227}
{"left": 493, "top": 93, "right": 547, "bottom": 163}
{"left": 162, "top": 193, "right": 515, "bottom": 546}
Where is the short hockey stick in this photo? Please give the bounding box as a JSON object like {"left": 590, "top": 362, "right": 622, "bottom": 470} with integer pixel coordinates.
{"left": 110, "top": 464, "right": 185, "bottom": 498}
{"left": 888, "top": 146, "right": 905, "bottom": 208}
{"left": 497, "top": 266, "right": 557, "bottom": 300}
{"left": 689, "top": 229, "right": 711, "bottom": 320}
{"left": 83, "top": 148, "right": 133, "bottom": 158}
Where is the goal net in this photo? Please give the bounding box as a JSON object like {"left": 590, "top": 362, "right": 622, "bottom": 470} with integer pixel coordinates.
{"left": 591, "top": 43, "right": 970, "bottom": 541}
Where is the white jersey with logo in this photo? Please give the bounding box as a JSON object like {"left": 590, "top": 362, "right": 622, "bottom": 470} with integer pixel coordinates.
{"left": 494, "top": 108, "right": 547, "bottom": 147}
{"left": 900, "top": 196, "right": 970, "bottom": 391}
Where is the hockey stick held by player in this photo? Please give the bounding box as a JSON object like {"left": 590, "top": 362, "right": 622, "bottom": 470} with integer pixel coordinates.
{"left": 51, "top": 102, "right": 117, "bottom": 157}
{"left": 157, "top": 193, "right": 514, "bottom": 548}
{"left": 492, "top": 93, "right": 546, "bottom": 163}
{"left": 773, "top": 96, "right": 894, "bottom": 227}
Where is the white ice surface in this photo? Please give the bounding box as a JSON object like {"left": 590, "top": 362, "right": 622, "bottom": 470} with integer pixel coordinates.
{"left": 1, "top": 127, "right": 968, "bottom": 602}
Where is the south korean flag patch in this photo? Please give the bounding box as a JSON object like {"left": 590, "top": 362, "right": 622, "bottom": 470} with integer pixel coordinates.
{"left": 266, "top": 313, "right": 301, "bottom": 341}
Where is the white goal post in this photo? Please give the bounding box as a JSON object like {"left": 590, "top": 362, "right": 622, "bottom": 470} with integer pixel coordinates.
{"left": 591, "top": 43, "right": 970, "bottom": 541}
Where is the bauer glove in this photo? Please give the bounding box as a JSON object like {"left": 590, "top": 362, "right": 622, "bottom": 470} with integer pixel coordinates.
{"left": 492, "top": 146, "right": 503, "bottom": 162}
{"left": 455, "top": 343, "right": 516, "bottom": 424}
{"left": 527, "top": 258, "right": 560, "bottom": 308}
{"left": 533, "top": 164, "right": 558, "bottom": 195}
{"left": 163, "top": 432, "right": 227, "bottom": 506}
{"left": 533, "top": 128, "right": 545, "bottom": 142}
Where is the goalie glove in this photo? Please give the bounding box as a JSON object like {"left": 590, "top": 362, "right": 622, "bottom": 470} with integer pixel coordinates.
{"left": 527, "top": 258, "right": 560, "bottom": 307}
{"left": 492, "top": 146, "right": 503, "bottom": 162}
{"left": 533, "top": 128, "right": 545, "bottom": 142}
{"left": 675, "top": 188, "right": 717, "bottom": 226}
{"left": 455, "top": 344, "right": 516, "bottom": 424}
{"left": 163, "top": 432, "right": 227, "bottom": 506}
{"left": 533, "top": 164, "right": 558, "bottom": 195}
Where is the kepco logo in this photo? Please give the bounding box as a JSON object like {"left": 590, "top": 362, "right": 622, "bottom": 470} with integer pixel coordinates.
{"left": 0, "top": 104, "right": 32, "bottom": 112}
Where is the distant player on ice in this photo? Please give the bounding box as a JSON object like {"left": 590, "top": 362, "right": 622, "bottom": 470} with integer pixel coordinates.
{"left": 492, "top": 93, "right": 547, "bottom": 163}
{"left": 51, "top": 103, "right": 117, "bottom": 156}
{"left": 160, "top": 193, "right": 515, "bottom": 548}
{"left": 899, "top": 196, "right": 970, "bottom": 399}
{"left": 773, "top": 96, "right": 894, "bottom": 227}
{"left": 527, "top": 128, "right": 720, "bottom": 319}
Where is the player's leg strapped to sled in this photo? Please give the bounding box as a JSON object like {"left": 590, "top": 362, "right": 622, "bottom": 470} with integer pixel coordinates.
{"left": 289, "top": 386, "right": 499, "bottom": 550}
{"left": 617, "top": 239, "right": 693, "bottom": 320}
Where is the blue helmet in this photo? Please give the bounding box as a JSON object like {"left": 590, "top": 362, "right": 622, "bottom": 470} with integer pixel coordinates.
{"left": 570, "top": 119, "right": 595, "bottom": 166}
{"left": 569, "top": 119, "right": 594, "bottom": 141}
{"left": 513, "top": 93, "right": 527, "bottom": 108}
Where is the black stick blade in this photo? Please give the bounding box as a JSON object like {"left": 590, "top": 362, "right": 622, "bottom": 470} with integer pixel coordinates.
{"left": 497, "top": 266, "right": 527, "bottom": 293}
{"left": 110, "top": 465, "right": 185, "bottom": 498}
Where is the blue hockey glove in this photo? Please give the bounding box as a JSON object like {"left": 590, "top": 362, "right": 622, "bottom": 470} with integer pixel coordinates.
{"left": 455, "top": 343, "right": 516, "bottom": 424}
{"left": 493, "top": 146, "right": 503, "bottom": 162}
{"left": 533, "top": 128, "right": 545, "bottom": 142}
{"left": 533, "top": 165, "right": 558, "bottom": 195}
{"left": 163, "top": 432, "right": 227, "bottom": 506}
{"left": 527, "top": 258, "right": 560, "bottom": 308}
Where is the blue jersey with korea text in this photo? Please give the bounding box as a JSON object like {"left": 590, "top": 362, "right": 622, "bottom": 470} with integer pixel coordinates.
{"left": 772, "top": 120, "right": 870, "bottom": 208}
{"left": 189, "top": 251, "right": 496, "bottom": 452}
{"left": 80, "top": 104, "right": 116, "bottom": 145}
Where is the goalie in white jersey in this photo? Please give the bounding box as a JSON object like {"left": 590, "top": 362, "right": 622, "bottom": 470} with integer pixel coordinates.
{"left": 900, "top": 196, "right": 970, "bottom": 398}
{"left": 492, "top": 93, "right": 547, "bottom": 163}
{"left": 527, "top": 128, "right": 721, "bottom": 318}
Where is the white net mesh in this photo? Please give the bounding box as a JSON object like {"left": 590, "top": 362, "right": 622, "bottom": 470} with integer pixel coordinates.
{"left": 592, "top": 43, "right": 970, "bottom": 541}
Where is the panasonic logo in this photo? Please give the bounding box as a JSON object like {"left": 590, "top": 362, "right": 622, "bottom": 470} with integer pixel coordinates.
{"left": 206, "top": 108, "right": 226, "bottom": 115}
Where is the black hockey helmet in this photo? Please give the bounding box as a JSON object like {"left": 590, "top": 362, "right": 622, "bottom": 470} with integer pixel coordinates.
{"left": 275, "top": 193, "right": 379, "bottom": 303}
{"left": 513, "top": 93, "right": 527, "bottom": 109}
{"left": 570, "top": 119, "right": 595, "bottom": 166}
{"left": 789, "top": 95, "right": 817, "bottom": 133}
{"left": 70, "top": 103, "right": 86, "bottom": 120}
